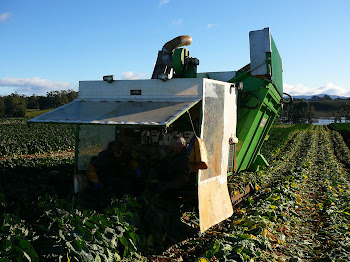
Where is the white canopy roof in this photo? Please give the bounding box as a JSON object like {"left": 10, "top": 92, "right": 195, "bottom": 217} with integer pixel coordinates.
{"left": 28, "top": 99, "right": 200, "bottom": 127}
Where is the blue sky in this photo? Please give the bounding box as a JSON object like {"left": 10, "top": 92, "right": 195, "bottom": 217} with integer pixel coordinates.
{"left": 1, "top": 0, "right": 350, "bottom": 97}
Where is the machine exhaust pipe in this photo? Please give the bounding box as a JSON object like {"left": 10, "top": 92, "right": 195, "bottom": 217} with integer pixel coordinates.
{"left": 152, "top": 35, "right": 193, "bottom": 79}
{"left": 162, "top": 35, "right": 192, "bottom": 53}
{"left": 162, "top": 35, "right": 192, "bottom": 67}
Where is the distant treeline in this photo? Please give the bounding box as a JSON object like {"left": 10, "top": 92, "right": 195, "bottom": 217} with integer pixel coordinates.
{"left": 0, "top": 90, "right": 78, "bottom": 117}
{"left": 295, "top": 95, "right": 350, "bottom": 118}
{"left": 280, "top": 96, "right": 350, "bottom": 123}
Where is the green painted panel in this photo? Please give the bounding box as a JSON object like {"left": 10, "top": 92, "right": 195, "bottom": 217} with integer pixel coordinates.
{"left": 235, "top": 76, "right": 283, "bottom": 172}
{"left": 270, "top": 36, "right": 283, "bottom": 97}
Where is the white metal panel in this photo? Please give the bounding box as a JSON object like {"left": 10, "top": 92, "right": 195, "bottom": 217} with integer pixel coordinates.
{"left": 78, "top": 78, "right": 203, "bottom": 100}
{"left": 249, "top": 27, "right": 271, "bottom": 76}
{"left": 197, "top": 71, "right": 237, "bottom": 82}
{"left": 198, "top": 79, "right": 237, "bottom": 181}
{"left": 222, "top": 80, "right": 238, "bottom": 174}
{"left": 198, "top": 79, "right": 236, "bottom": 232}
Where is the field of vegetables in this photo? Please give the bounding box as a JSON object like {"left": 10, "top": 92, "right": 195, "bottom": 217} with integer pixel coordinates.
{"left": 1, "top": 119, "right": 350, "bottom": 261}
{"left": 0, "top": 119, "right": 75, "bottom": 157}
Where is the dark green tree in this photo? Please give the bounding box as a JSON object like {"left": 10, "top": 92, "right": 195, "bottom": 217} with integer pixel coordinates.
{"left": 46, "top": 90, "right": 69, "bottom": 108}
{"left": 27, "top": 95, "right": 40, "bottom": 109}
{"left": 322, "top": 95, "right": 333, "bottom": 100}
{"left": 0, "top": 97, "right": 5, "bottom": 117}
{"left": 334, "top": 102, "right": 350, "bottom": 123}
{"left": 66, "top": 89, "right": 78, "bottom": 102}
{"left": 4, "top": 93, "right": 27, "bottom": 117}
{"left": 281, "top": 100, "right": 315, "bottom": 124}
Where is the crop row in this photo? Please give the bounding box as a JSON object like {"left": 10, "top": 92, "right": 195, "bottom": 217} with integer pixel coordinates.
{"left": 229, "top": 123, "right": 311, "bottom": 197}
{"left": 201, "top": 126, "right": 314, "bottom": 261}
{"left": 328, "top": 123, "right": 350, "bottom": 132}
{"left": 188, "top": 125, "right": 350, "bottom": 261}
{"left": 159, "top": 124, "right": 316, "bottom": 261}
{"left": 312, "top": 127, "right": 350, "bottom": 259}
{"left": 261, "top": 123, "right": 310, "bottom": 163}
{"left": 0, "top": 119, "right": 75, "bottom": 157}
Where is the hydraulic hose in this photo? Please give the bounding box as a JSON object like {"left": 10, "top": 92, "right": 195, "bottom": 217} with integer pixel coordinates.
{"left": 281, "top": 92, "right": 293, "bottom": 104}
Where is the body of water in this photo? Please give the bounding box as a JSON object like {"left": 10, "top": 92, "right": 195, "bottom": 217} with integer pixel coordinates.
{"left": 313, "top": 117, "right": 347, "bottom": 125}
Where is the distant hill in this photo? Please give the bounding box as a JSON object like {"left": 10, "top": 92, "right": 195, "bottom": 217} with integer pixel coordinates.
{"left": 292, "top": 94, "right": 350, "bottom": 100}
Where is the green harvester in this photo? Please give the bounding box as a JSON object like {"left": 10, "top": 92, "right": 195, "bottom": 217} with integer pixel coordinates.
{"left": 28, "top": 27, "right": 287, "bottom": 232}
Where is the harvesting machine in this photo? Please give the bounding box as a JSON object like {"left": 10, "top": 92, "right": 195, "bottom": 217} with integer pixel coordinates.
{"left": 29, "top": 27, "right": 285, "bottom": 232}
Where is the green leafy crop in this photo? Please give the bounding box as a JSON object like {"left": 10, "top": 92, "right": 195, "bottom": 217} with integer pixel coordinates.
{"left": 0, "top": 119, "right": 75, "bottom": 157}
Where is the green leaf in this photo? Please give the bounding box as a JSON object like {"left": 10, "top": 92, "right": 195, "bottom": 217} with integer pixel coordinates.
{"left": 1, "top": 239, "right": 12, "bottom": 252}
{"left": 126, "top": 198, "right": 142, "bottom": 208}
{"left": 19, "top": 238, "right": 31, "bottom": 250}
{"left": 115, "top": 226, "right": 125, "bottom": 237}
{"left": 84, "top": 221, "right": 95, "bottom": 229}
{"left": 83, "top": 227, "right": 93, "bottom": 241}
{"left": 128, "top": 232, "right": 138, "bottom": 242}
{"left": 113, "top": 252, "right": 121, "bottom": 261}
{"left": 25, "top": 249, "right": 39, "bottom": 260}
{"left": 23, "top": 251, "right": 31, "bottom": 262}
{"left": 59, "top": 229, "right": 66, "bottom": 240}
{"left": 119, "top": 236, "right": 128, "bottom": 248}
{"left": 100, "top": 217, "right": 110, "bottom": 227}
{"left": 94, "top": 254, "right": 101, "bottom": 262}
{"left": 72, "top": 239, "right": 82, "bottom": 252}
{"left": 89, "top": 215, "right": 100, "bottom": 224}
{"left": 65, "top": 241, "right": 75, "bottom": 252}
{"left": 0, "top": 258, "right": 12, "bottom": 262}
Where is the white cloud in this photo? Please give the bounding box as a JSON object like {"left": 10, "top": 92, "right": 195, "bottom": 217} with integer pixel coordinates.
{"left": 207, "top": 24, "right": 218, "bottom": 29}
{"left": 0, "top": 12, "right": 12, "bottom": 23}
{"left": 120, "top": 72, "right": 147, "bottom": 80}
{"left": 0, "top": 77, "right": 76, "bottom": 96}
{"left": 283, "top": 82, "right": 350, "bottom": 97}
{"left": 159, "top": 0, "right": 170, "bottom": 7}
{"left": 172, "top": 18, "right": 183, "bottom": 26}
